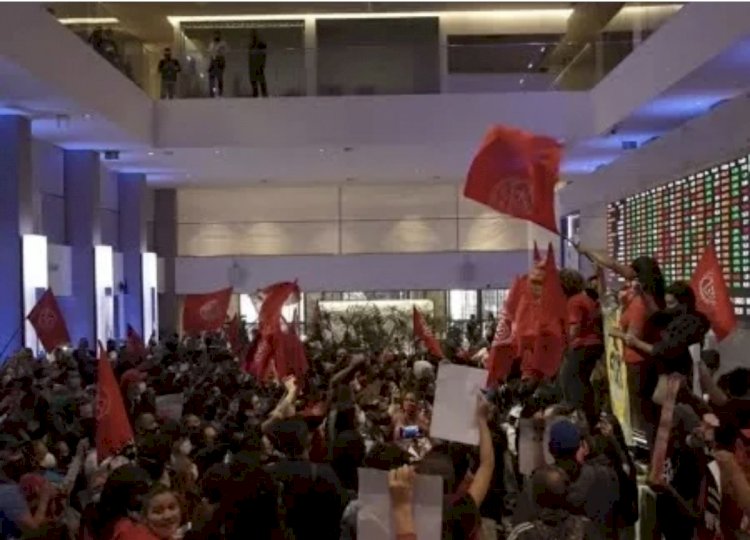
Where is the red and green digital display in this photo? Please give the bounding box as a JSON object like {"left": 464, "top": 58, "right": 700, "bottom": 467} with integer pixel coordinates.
{"left": 607, "top": 155, "right": 750, "bottom": 317}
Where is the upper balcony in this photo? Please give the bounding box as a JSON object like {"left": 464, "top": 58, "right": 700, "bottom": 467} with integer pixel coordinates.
{"left": 49, "top": 2, "right": 682, "bottom": 100}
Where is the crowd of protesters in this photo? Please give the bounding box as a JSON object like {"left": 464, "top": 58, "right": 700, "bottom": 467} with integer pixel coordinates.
{"left": 1, "top": 246, "right": 749, "bottom": 540}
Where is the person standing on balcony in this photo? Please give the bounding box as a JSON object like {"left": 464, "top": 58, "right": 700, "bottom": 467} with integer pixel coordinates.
{"left": 248, "top": 30, "right": 268, "bottom": 98}
{"left": 158, "top": 48, "right": 182, "bottom": 99}
{"left": 208, "top": 30, "right": 228, "bottom": 97}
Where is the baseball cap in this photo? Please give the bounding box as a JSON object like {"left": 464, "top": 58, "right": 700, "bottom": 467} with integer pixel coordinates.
{"left": 548, "top": 420, "right": 582, "bottom": 458}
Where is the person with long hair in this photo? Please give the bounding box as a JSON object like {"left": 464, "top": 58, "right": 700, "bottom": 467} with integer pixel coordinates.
{"left": 142, "top": 484, "right": 183, "bottom": 540}
{"left": 578, "top": 248, "right": 666, "bottom": 441}
{"left": 83, "top": 464, "right": 153, "bottom": 540}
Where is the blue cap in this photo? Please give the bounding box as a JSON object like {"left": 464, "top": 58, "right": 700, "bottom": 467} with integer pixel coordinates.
{"left": 548, "top": 420, "right": 582, "bottom": 458}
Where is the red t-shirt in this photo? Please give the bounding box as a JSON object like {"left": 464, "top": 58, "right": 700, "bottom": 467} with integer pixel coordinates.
{"left": 619, "top": 293, "right": 651, "bottom": 364}
{"left": 567, "top": 292, "right": 603, "bottom": 349}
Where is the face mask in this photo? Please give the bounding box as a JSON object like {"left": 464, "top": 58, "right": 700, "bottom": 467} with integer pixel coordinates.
{"left": 40, "top": 453, "right": 57, "bottom": 469}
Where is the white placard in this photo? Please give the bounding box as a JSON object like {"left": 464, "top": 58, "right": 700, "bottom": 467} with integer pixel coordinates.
{"left": 429, "top": 363, "right": 487, "bottom": 445}
{"left": 357, "top": 468, "right": 443, "bottom": 540}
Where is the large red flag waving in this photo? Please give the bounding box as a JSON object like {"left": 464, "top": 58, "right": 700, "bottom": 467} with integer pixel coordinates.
{"left": 413, "top": 307, "right": 444, "bottom": 359}
{"left": 182, "top": 287, "right": 233, "bottom": 335}
{"left": 96, "top": 343, "right": 134, "bottom": 462}
{"left": 464, "top": 125, "right": 561, "bottom": 233}
{"left": 257, "top": 281, "right": 300, "bottom": 337}
{"left": 27, "top": 289, "right": 70, "bottom": 352}
{"left": 691, "top": 245, "right": 737, "bottom": 341}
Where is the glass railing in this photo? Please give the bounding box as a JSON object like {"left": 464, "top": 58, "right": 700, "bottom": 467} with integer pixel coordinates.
{"left": 151, "top": 40, "right": 643, "bottom": 100}
{"left": 48, "top": 2, "right": 158, "bottom": 98}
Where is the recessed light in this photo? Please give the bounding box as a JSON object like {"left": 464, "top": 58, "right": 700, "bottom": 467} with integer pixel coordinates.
{"left": 147, "top": 151, "right": 155, "bottom": 156}
{"left": 214, "top": 149, "right": 222, "bottom": 155}
{"left": 519, "top": 78, "right": 525, "bottom": 85}
{"left": 319, "top": 148, "right": 326, "bottom": 153}
{"left": 540, "top": 46, "right": 546, "bottom": 52}
{"left": 83, "top": 113, "right": 91, "bottom": 120}
{"left": 527, "top": 62, "right": 534, "bottom": 69}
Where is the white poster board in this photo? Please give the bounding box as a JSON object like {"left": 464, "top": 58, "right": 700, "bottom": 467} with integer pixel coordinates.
{"left": 357, "top": 468, "right": 443, "bottom": 540}
{"left": 155, "top": 393, "right": 184, "bottom": 421}
{"left": 429, "top": 363, "right": 487, "bottom": 445}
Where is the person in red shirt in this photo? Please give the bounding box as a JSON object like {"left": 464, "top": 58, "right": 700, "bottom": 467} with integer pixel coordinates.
{"left": 578, "top": 247, "right": 666, "bottom": 440}
{"left": 558, "top": 268, "right": 604, "bottom": 427}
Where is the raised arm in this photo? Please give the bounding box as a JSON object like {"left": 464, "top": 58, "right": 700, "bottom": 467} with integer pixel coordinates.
{"left": 578, "top": 246, "right": 636, "bottom": 281}
{"left": 467, "top": 395, "right": 496, "bottom": 507}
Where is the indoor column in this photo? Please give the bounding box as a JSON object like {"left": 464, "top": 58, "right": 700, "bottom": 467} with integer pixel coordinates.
{"left": 154, "top": 189, "right": 177, "bottom": 334}
{"left": 118, "top": 173, "right": 147, "bottom": 336}
{"left": 62, "top": 150, "right": 101, "bottom": 345}
{"left": 0, "top": 115, "right": 32, "bottom": 356}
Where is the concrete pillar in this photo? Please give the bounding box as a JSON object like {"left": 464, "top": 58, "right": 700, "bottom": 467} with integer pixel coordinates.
{"left": 578, "top": 202, "right": 609, "bottom": 279}
{"left": 62, "top": 150, "right": 100, "bottom": 345}
{"left": 0, "top": 116, "right": 32, "bottom": 356}
{"left": 154, "top": 189, "right": 177, "bottom": 335}
{"left": 118, "top": 173, "right": 147, "bottom": 336}
{"left": 438, "top": 18, "right": 449, "bottom": 93}
{"left": 304, "top": 17, "right": 317, "bottom": 97}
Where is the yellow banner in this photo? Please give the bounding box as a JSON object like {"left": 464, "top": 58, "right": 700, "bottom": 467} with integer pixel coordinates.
{"left": 603, "top": 307, "right": 632, "bottom": 445}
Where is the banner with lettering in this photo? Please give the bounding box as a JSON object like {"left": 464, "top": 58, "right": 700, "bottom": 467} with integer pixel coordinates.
{"left": 603, "top": 306, "right": 632, "bottom": 445}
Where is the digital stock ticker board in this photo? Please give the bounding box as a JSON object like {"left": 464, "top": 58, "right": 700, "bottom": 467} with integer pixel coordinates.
{"left": 607, "top": 155, "right": 750, "bottom": 319}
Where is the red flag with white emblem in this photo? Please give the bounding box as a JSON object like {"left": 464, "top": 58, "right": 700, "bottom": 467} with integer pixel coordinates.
{"left": 96, "top": 343, "right": 134, "bottom": 462}
{"left": 691, "top": 245, "right": 736, "bottom": 341}
{"left": 27, "top": 288, "right": 70, "bottom": 352}
{"left": 487, "top": 276, "right": 525, "bottom": 386}
{"left": 413, "top": 307, "right": 444, "bottom": 359}
{"left": 464, "top": 125, "right": 561, "bottom": 233}
{"left": 182, "top": 287, "right": 233, "bottom": 335}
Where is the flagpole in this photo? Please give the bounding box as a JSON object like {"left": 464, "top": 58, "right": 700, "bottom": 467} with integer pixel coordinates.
{"left": 0, "top": 324, "right": 24, "bottom": 365}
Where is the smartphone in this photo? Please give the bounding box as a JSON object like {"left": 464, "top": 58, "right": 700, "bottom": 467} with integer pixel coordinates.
{"left": 400, "top": 425, "right": 422, "bottom": 439}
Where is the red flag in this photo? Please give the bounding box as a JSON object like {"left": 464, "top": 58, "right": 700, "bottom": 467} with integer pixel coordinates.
{"left": 226, "top": 314, "right": 241, "bottom": 354}
{"left": 96, "top": 343, "right": 134, "bottom": 462}
{"left": 691, "top": 245, "right": 737, "bottom": 341}
{"left": 413, "top": 307, "right": 444, "bottom": 359}
{"left": 487, "top": 276, "right": 524, "bottom": 386}
{"left": 533, "top": 241, "right": 542, "bottom": 264}
{"left": 182, "top": 287, "right": 232, "bottom": 335}
{"left": 245, "top": 334, "right": 275, "bottom": 380}
{"left": 125, "top": 325, "right": 147, "bottom": 359}
{"left": 524, "top": 244, "right": 567, "bottom": 379}
{"left": 464, "top": 125, "right": 561, "bottom": 233}
{"left": 257, "top": 281, "right": 300, "bottom": 337}
{"left": 27, "top": 289, "right": 70, "bottom": 352}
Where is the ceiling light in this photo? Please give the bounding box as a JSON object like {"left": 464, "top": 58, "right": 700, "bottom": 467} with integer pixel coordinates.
{"left": 519, "top": 78, "right": 525, "bottom": 85}
{"left": 59, "top": 17, "right": 119, "bottom": 25}
{"left": 540, "top": 46, "right": 546, "bottom": 52}
{"left": 527, "top": 62, "right": 534, "bottom": 69}
{"left": 167, "top": 8, "right": 573, "bottom": 26}
{"left": 147, "top": 151, "right": 155, "bottom": 156}
{"left": 319, "top": 148, "right": 326, "bottom": 153}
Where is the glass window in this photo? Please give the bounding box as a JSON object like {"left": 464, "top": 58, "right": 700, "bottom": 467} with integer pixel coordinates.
{"left": 448, "top": 290, "right": 478, "bottom": 321}
{"left": 480, "top": 289, "right": 509, "bottom": 318}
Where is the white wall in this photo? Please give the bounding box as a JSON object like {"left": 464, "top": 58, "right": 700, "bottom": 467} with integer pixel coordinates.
{"left": 31, "top": 139, "right": 65, "bottom": 243}
{"left": 592, "top": 2, "right": 750, "bottom": 135}
{"left": 176, "top": 184, "right": 530, "bottom": 257}
{"left": 155, "top": 92, "right": 593, "bottom": 148}
{"left": 0, "top": 4, "right": 153, "bottom": 144}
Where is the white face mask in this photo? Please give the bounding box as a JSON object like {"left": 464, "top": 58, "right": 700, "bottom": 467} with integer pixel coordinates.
{"left": 40, "top": 453, "right": 57, "bottom": 469}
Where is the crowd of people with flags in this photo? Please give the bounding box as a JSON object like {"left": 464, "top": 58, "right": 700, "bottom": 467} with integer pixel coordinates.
{"left": 1, "top": 123, "right": 749, "bottom": 539}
